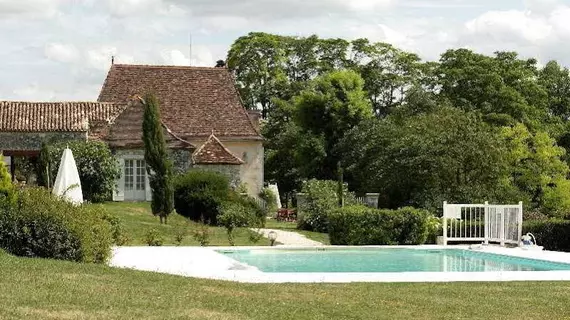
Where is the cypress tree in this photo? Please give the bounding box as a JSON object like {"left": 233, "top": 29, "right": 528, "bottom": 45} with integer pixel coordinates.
{"left": 141, "top": 93, "right": 174, "bottom": 224}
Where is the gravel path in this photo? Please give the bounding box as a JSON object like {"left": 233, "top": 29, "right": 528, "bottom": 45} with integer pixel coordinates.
{"left": 253, "top": 228, "right": 323, "bottom": 246}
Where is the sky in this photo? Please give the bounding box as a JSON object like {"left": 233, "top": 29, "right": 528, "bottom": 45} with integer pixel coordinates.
{"left": 1, "top": 0, "right": 570, "bottom": 101}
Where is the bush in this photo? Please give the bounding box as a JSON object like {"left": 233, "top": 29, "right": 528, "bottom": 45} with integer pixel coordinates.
{"left": 229, "top": 192, "right": 266, "bottom": 226}
{"left": 173, "top": 170, "right": 231, "bottom": 225}
{"left": 425, "top": 216, "right": 442, "bottom": 244}
{"left": 38, "top": 141, "right": 121, "bottom": 203}
{"left": 297, "top": 179, "right": 356, "bottom": 232}
{"left": 259, "top": 187, "right": 278, "bottom": 214}
{"left": 143, "top": 228, "right": 164, "bottom": 246}
{"left": 523, "top": 220, "right": 570, "bottom": 252}
{"left": 328, "top": 206, "right": 431, "bottom": 245}
{"left": 100, "top": 210, "right": 129, "bottom": 245}
{"left": 193, "top": 222, "right": 211, "bottom": 246}
{"left": 218, "top": 201, "right": 264, "bottom": 246}
{"left": 0, "top": 188, "right": 113, "bottom": 263}
{"left": 0, "top": 155, "right": 15, "bottom": 204}
{"left": 173, "top": 223, "right": 189, "bottom": 245}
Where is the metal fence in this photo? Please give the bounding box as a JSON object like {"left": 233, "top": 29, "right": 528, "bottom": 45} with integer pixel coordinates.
{"left": 442, "top": 201, "right": 523, "bottom": 246}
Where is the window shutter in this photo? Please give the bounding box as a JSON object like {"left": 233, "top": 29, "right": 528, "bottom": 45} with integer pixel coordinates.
{"left": 113, "top": 157, "right": 125, "bottom": 201}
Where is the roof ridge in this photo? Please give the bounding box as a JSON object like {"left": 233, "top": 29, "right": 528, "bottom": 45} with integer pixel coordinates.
{"left": 193, "top": 133, "right": 244, "bottom": 165}
{"left": 112, "top": 64, "right": 227, "bottom": 70}
{"left": 0, "top": 100, "right": 124, "bottom": 105}
{"left": 160, "top": 120, "right": 196, "bottom": 149}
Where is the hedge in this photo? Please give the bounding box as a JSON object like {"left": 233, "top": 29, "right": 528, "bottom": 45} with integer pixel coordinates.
{"left": 0, "top": 188, "right": 113, "bottom": 263}
{"left": 38, "top": 141, "right": 121, "bottom": 203}
{"left": 297, "top": 179, "right": 357, "bottom": 233}
{"left": 523, "top": 220, "right": 570, "bottom": 252}
{"left": 328, "top": 206, "right": 431, "bottom": 245}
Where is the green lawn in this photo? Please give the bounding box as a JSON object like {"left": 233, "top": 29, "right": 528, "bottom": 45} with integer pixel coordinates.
{"left": 101, "top": 202, "right": 330, "bottom": 246}
{"left": 265, "top": 219, "right": 330, "bottom": 244}
{"left": 1, "top": 251, "right": 570, "bottom": 319}
{"left": 101, "top": 202, "right": 270, "bottom": 246}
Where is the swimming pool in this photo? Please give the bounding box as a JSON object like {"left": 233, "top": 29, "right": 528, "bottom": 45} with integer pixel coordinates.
{"left": 217, "top": 248, "right": 570, "bottom": 273}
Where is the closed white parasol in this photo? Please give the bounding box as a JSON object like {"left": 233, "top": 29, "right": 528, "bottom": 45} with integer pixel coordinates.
{"left": 268, "top": 183, "right": 281, "bottom": 209}
{"left": 52, "top": 148, "right": 83, "bottom": 205}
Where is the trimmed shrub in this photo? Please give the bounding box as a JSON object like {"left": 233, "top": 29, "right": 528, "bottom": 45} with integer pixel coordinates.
{"left": 523, "top": 220, "right": 570, "bottom": 252}
{"left": 218, "top": 201, "right": 263, "bottom": 246}
{"left": 173, "top": 170, "right": 231, "bottom": 225}
{"left": 297, "top": 179, "right": 357, "bottom": 232}
{"left": 328, "top": 206, "right": 431, "bottom": 245}
{"left": 0, "top": 188, "right": 113, "bottom": 263}
{"left": 143, "top": 228, "right": 164, "bottom": 246}
{"left": 38, "top": 141, "right": 120, "bottom": 203}
{"left": 193, "top": 222, "right": 211, "bottom": 246}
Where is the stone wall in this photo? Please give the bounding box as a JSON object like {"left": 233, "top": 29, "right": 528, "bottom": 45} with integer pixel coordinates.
{"left": 192, "top": 164, "right": 242, "bottom": 189}
{"left": 0, "top": 131, "right": 87, "bottom": 152}
{"left": 170, "top": 149, "right": 192, "bottom": 174}
{"left": 189, "top": 138, "right": 264, "bottom": 197}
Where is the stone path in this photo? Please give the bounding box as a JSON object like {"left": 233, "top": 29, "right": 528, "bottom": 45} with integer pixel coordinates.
{"left": 253, "top": 228, "right": 323, "bottom": 246}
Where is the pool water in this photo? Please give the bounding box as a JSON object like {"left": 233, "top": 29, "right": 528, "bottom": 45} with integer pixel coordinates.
{"left": 217, "top": 248, "right": 570, "bottom": 273}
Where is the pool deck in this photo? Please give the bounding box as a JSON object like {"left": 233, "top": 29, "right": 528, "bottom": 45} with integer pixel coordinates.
{"left": 109, "top": 245, "right": 570, "bottom": 283}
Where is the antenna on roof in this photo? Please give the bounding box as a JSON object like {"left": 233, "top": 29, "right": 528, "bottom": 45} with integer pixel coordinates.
{"left": 111, "top": 55, "right": 115, "bottom": 65}
{"left": 189, "top": 32, "right": 193, "bottom": 66}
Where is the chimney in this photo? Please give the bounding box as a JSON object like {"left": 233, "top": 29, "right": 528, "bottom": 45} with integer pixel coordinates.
{"left": 247, "top": 109, "right": 262, "bottom": 132}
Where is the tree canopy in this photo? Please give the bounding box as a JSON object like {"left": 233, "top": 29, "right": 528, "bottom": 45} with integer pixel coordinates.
{"left": 228, "top": 32, "right": 570, "bottom": 217}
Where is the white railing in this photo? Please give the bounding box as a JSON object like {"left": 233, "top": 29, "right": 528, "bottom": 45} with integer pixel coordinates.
{"left": 442, "top": 201, "right": 523, "bottom": 246}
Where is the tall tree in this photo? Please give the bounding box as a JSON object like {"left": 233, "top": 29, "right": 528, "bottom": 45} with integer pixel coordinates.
{"left": 227, "top": 32, "right": 289, "bottom": 118}
{"left": 539, "top": 60, "right": 570, "bottom": 121}
{"left": 293, "top": 70, "right": 373, "bottom": 180}
{"left": 141, "top": 93, "right": 174, "bottom": 224}
{"left": 263, "top": 98, "right": 304, "bottom": 201}
{"left": 340, "top": 106, "right": 512, "bottom": 210}
{"left": 351, "top": 39, "right": 424, "bottom": 117}
{"left": 437, "top": 49, "right": 548, "bottom": 128}
{"left": 501, "top": 124, "right": 570, "bottom": 214}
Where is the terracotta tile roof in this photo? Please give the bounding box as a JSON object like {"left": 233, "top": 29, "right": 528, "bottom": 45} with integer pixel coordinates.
{"left": 0, "top": 101, "right": 126, "bottom": 132}
{"left": 97, "top": 64, "right": 261, "bottom": 140}
{"left": 193, "top": 133, "right": 244, "bottom": 165}
{"left": 105, "top": 98, "right": 195, "bottom": 150}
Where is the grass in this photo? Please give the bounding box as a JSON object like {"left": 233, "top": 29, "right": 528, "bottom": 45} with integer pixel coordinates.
{"left": 1, "top": 252, "right": 570, "bottom": 319}
{"left": 265, "top": 218, "right": 330, "bottom": 244}
{"left": 100, "top": 202, "right": 269, "bottom": 246}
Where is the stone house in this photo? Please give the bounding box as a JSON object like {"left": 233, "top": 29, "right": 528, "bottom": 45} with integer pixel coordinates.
{"left": 0, "top": 64, "right": 264, "bottom": 201}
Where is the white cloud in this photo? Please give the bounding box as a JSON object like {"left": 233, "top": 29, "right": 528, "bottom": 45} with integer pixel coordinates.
{"left": 12, "top": 83, "right": 56, "bottom": 101}
{"left": 346, "top": 0, "right": 393, "bottom": 11}
{"left": 549, "top": 6, "right": 570, "bottom": 39}
{"left": 524, "top": 0, "right": 561, "bottom": 15}
{"left": 160, "top": 47, "right": 214, "bottom": 66}
{"left": 44, "top": 43, "right": 79, "bottom": 63}
{"left": 161, "top": 49, "right": 190, "bottom": 66}
{"left": 7, "top": 0, "right": 570, "bottom": 102}
{"left": 86, "top": 46, "right": 134, "bottom": 70}
{"left": 465, "top": 10, "right": 552, "bottom": 43}
{"left": 0, "top": 0, "right": 63, "bottom": 18}
{"left": 166, "top": 0, "right": 397, "bottom": 21}
{"left": 104, "top": 0, "right": 162, "bottom": 17}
